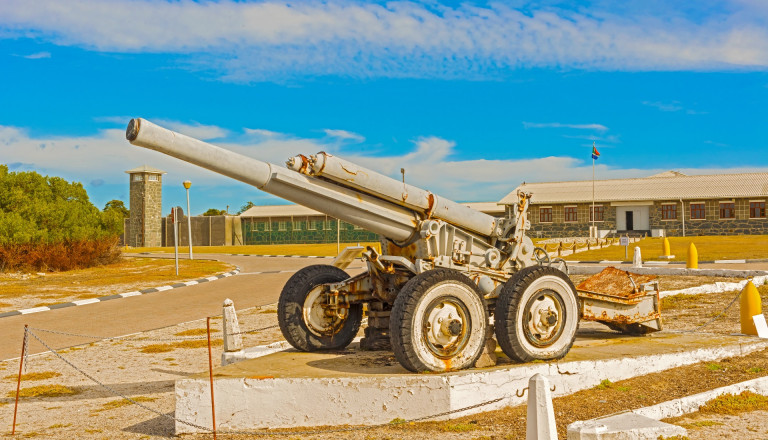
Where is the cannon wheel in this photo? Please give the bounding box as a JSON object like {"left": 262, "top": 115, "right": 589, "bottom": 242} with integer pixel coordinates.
{"left": 278, "top": 265, "right": 362, "bottom": 351}
{"left": 390, "top": 269, "right": 488, "bottom": 372}
{"left": 495, "top": 266, "right": 579, "bottom": 362}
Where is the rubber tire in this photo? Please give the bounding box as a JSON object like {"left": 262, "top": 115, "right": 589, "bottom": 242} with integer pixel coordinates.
{"left": 277, "top": 265, "right": 362, "bottom": 351}
{"left": 495, "top": 266, "right": 579, "bottom": 363}
{"left": 390, "top": 269, "right": 489, "bottom": 372}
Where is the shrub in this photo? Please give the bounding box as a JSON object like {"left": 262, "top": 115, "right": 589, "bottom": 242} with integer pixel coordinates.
{"left": 0, "top": 165, "right": 123, "bottom": 271}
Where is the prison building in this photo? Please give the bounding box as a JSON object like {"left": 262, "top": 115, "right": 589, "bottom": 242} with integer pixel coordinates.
{"left": 238, "top": 202, "right": 505, "bottom": 245}
{"left": 500, "top": 171, "right": 768, "bottom": 238}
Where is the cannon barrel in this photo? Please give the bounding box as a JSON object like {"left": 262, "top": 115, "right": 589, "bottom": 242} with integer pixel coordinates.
{"left": 126, "top": 118, "right": 499, "bottom": 241}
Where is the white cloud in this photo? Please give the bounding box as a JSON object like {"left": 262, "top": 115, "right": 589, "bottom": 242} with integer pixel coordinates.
{"left": 1, "top": 1, "right": 767, "bottom": 80}
{"left": 21, "top": 51, "right": 50, "bottom": 59}
{"left": 642, "top": 101, "right": 684, "bottom": 112}
{"left": 323, "top": 129, "right": 364, "bottom": 142}
{"left": 523, "top": 122, "right": 609, "bottom": 131}
{"left": 244, "top": 128, "right": 280, "bottom": 137}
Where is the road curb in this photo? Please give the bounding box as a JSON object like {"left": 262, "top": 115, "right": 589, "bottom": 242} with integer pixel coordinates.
{"left": 569, "top": 258, "right": 768, "bottom": 264}
{"left": 0, "top": 267, "right": 241, "bottom": 319}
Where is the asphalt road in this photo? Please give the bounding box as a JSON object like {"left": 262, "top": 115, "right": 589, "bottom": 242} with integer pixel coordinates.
{"left": 0, "top": 254, "right": 364, "bottom": 360}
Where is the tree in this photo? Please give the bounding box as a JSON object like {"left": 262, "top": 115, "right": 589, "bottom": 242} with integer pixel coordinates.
{"left": 237, "top": 201, "right": 256, "bottom": 215}
{"left": 103, "top": 199, "right": 129, "bottom": 218}
{"left": 0, "top": 165, "right": 119, "bottom": 244}
{"left": 202, "top": 208, "right": 227, "bottom": 216}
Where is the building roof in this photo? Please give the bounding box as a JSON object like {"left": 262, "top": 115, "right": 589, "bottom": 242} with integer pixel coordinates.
{"left": 500, "top": 171, "right": 768, "bottom": 205}
{"left": 125, "top": 165, "right": 166, "bottom": 174}
{"left": 240, "top": 202, "right": 505, "bottom": 218}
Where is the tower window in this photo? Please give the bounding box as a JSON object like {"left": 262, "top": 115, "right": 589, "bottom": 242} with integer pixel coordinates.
{"left": 148, "top": 174, "right": 159, "bottom": 181}
{"left": 133, "top": 174, "right": 143, "bottom": 182}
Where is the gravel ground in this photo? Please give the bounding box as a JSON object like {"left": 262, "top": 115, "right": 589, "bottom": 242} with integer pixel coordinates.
{"left": 1, "top": 273, "right": 767, "bottom": 439}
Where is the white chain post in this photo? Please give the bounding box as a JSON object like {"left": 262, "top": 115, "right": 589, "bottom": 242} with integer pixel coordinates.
{"left": 222, "top": 298, "right": 243, "bottom": 352}
{"left": 526, "top": 373, "right": 558, "bottom": 440}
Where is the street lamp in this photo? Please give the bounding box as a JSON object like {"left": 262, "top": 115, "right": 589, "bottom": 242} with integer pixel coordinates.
{"left": 183, "top": 180, "right": 193, "bottom": 260}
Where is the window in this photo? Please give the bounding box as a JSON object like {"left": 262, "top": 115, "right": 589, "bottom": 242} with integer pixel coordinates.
{"left": 750, "top": 202, "right": 766, "bottom": 219}
{"left": 690, "top": 203, "right": 705, "bottom": 220}
{"left": 719, "top": 202, "right": 735, "bottom": 219}
{"left": 278, "top": 221, "right": 287, "bottom": 231}
{"left": 148, "top": 174, "right": 159, "bottom": 181}
{"left": 132, "top": 174, "right": 143, "bottom": 182}
{"left": 324, "top": 219, "right": 333, "bottom": 230}
{"left": 589, "top": 206, "right": 604, "bottom": 222}
{"left": 292, "top": 220, "right": 301, "bottom": 231}
{"left": 564, "top": 206, "right": 577, "bottom": 222}
{"left": 539, "top": 208, "right": 552, "bottom": 223}
{"left": 307, "top": 219, "right": 317, "bottom": 230}
{"left": 259, "top": 221, "right": 270, "bottom": 232}
{"left": 661, "top": 204, "right": 677, "bottom": 220}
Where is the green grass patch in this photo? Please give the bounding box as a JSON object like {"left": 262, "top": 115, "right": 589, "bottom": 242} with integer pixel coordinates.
{"left": 660, "top": 294, "right": 704, "bottom": 310}
{"left": 4, "top": 371, "right": 61, "bottom": 381}
{"left": 9, "top": 384, "right": 78, "bottom": 398}
{"left": 140, "top": 339, "right": 222, "bottom": 353}
{"left": 46, "top": 423, "right": 71, "bottom": 429}
{"left": 706, "top": 363, "right": 723, "bottom": 371}
{"left": 594, "top": 379, "right": 614, "bottom": 390}
{"left": 680, "top": 420, "right": 724, "bottom": 429}
{"left": 699, "top": 391, "right": 768, "bottom": 415}
{"left": 747, "top": 367, "right": 764, "bottom": 374}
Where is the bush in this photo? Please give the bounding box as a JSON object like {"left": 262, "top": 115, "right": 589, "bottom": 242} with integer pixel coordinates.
{"left": 0, "top": 165, "right": 123, "bottom": 271}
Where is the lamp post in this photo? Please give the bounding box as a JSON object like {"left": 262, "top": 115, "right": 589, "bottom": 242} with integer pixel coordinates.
{"left": 183, "top": 180, "right": 193, "bottom": 260}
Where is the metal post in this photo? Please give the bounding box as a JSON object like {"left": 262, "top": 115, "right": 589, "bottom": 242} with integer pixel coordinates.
{"left": 206, "top": 317, "right": 217, "bottom": 439}
{"left": 184, "top": 181, "right": 193, "bottom": 259}
{"left": 173, "top": 207, "right": 179, "bottom": 276}
{"left": 12, "top": 325, "right": 28, "bottom": 435}
{"left": 337, "top": 218, "right": 340, "bottom": 255}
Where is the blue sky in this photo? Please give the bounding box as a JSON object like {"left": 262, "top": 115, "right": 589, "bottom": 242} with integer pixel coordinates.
{"left": 1, "top": 0, "right": 767, "bottom": 215}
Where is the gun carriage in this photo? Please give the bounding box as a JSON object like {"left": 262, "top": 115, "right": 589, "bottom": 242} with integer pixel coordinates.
{"left": 126, "top": 118, "right": 611, "bottom": 372}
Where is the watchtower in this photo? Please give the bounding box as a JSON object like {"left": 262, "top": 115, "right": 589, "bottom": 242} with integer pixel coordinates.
{"left": 126, "top": 165, "right": 166, "bottom": 247}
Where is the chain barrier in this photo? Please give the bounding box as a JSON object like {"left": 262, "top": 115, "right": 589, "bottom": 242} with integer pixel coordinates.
{"left": 677, "top": 289, "right": 742, "bottom": 333}
{"left": 28, "top": 324, "right": 280, "bottom": 342}
{"left": 23, "top": 327, "right": 515, "bottom": 437}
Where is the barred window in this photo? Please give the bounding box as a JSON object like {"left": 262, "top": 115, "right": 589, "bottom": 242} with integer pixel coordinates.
{"left": 278, "top": 221, "right": 287, "bottom": 231}
{"left": 539, "top": 208, "right": 552, "bottom": 223}
{"left": 324, "top": 219, "right": 333, "bottom": 230}
{"left": 148, "top": 174, "right": 159, "bottom": 181}
{"left": 750, "top": 202, "right": 766, "bottom": 219}
{"left": 719, "top": 202, "right": 735, "bottom": 219}
{"left": 564, "top": 206, "right": 577, "bottom": 222}
{"left": 590, "top": 206, "right": 604, "bottom": 222}
{"left": 690, "top": 203, "right": 705, "bottom": 220}
{"left": 259, "top": 221, "right": 270, "bottom": 231}
{"left": 292, "top": 221, "right": 301, "bottom": 230}
{"left": 307, "top": 219, "right": 316, "bottom": 230}
{"left": 661, "top": 204, "right": 677, "bottom": 220}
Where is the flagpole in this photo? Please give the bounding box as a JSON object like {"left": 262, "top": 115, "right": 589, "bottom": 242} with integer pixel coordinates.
{"left": 592, "top": 141, "right": 595, "bottom": 239}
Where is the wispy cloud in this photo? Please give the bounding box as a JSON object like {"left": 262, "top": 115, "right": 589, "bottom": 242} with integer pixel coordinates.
{"left": 323, "top": 129, "right": 364, "bottom": 142}
{"left": 21, "top": 51, "right": 50, "bottom": 59}
{"left": 1, "top": 1, "right": 767, "bottom": 81}
{"left": 244, "top": 128, "right": 280, "bottom": 138}
{"left": 642, "top": 100, "right": 708, "bottom": 114}
{"left": 523, "top": 122, "right": 609, "bottom": 131}
{"left": 154, "top": 120, "right": 227, "bottom": 140}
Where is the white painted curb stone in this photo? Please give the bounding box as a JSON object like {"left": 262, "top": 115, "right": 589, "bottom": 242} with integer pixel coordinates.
{"left": 567, "top": 413, "right": 686, "bottom": 440}
{"left": 222, "top": 298, "right": 243, "bottom": 353}
{"left": 632, "top": 247, "right": 642, "bottom": 269}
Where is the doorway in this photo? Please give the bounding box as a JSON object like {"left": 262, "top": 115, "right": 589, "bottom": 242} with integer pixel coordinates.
{"left": 625, "top": 211, "right": 634, "bottom": 231}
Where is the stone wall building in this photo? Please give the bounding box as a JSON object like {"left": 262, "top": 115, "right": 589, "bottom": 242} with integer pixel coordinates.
{"left": 125, "top": 165, "right": 166, "bottom": 247}
{"left": 500, "top": 171, "right": 768, "bottom": 238}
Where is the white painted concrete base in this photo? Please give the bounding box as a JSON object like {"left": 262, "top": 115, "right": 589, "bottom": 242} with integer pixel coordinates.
{"left": 176, "top": 337, "right": 768, "bottom": 434}
{"left": 221, "top": 341, "right": 292, "bottom": 366}
{"left": 567, "top": 413, "right": 686, "bottom": 440}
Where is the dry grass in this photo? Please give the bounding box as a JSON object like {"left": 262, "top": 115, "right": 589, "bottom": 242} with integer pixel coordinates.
{"left": 4, "top": 371, "right": 61, "bottom": 381}
{"left": 139, "top": 339, "right": 223, "bottom": 353}
{"left": 563, "top": 235, "right": 768, "bottom": 262}
{"left": 0, "top": 258, "right": 232, "bottom": 300}
{"left": 94, "top": 396, "right": 156, "bottom": 412}
{"left": 9, "top": 384, "right": 78, "bottom": 398}
{"left": 698, "top": 391, "right": 768, "bottom": 415}
{"left": 128, "top": 242, "right": 382, "bottom": 257}
{"left": 174, "top": 328, "right": 210, "bottom": 337}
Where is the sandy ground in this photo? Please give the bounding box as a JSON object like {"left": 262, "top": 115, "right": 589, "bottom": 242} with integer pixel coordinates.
{"left": 1, "top": 273, "right": 767, "bottom": 439}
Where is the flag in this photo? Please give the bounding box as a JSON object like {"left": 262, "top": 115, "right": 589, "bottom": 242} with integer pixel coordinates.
{"left": 591, "top": 143, "right": 600, "bottom": 160}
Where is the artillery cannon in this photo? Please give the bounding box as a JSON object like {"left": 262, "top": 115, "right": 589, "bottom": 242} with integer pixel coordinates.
{"left": 126, "top": 118, "right": 581, "bottom": 372}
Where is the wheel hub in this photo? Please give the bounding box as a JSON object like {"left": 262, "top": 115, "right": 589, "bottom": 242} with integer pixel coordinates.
{"left": 302, "top": 287, "right": 341, "bottom": 337}
{"left": 422, "top": 296, "right": 471, "bottom": 358}
{"left": 524, "top": 289, "right": 565, "bottom": 348}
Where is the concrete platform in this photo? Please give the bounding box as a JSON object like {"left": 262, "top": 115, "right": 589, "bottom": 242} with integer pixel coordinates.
{"left": 175, "top": 325, "right": 768, "bottom": 434}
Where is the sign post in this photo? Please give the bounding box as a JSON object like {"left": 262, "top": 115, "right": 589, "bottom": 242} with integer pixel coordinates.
{"left": 172, "top": 207, "right": 183, "bottom": 276}
{"left": 620, "top": 235, "right": 630, "bottom": 260}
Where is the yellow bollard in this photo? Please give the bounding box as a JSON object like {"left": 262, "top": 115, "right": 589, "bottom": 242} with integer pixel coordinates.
{"left": 740, "top": 280, "right": 763, "bottom": 336}
{"left": 687, "top": 242, "right": 698, "bottom": 269}
{"left": 662, "top": 237, "right": 671, "bottom": 256}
